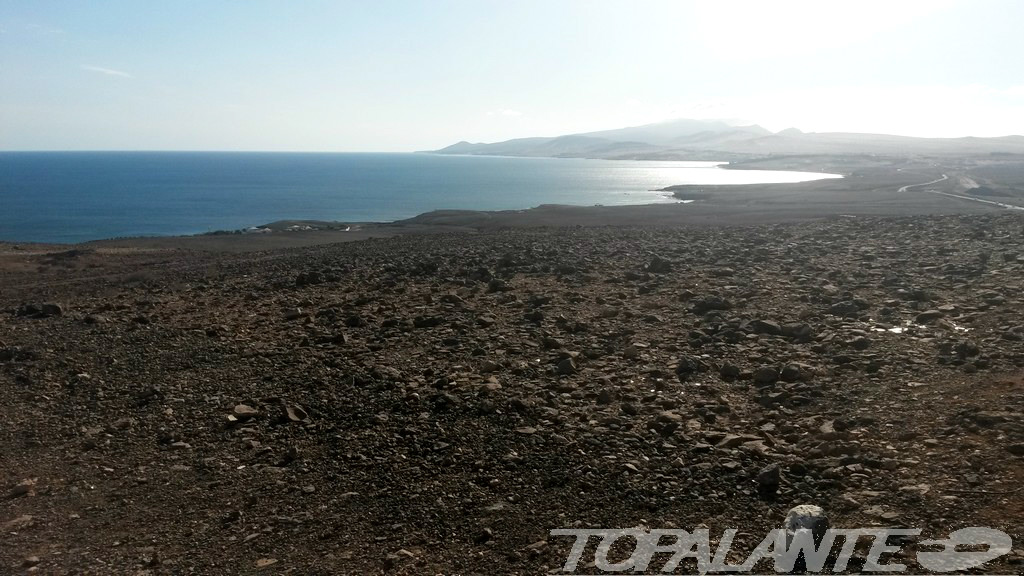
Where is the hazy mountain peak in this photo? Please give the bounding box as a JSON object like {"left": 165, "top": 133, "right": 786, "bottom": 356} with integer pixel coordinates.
{"left": 574, "top": 118, "right": 771, "bottom": 146}
{"left": 429, "top": 118, "right": 1024, "bottom": 159}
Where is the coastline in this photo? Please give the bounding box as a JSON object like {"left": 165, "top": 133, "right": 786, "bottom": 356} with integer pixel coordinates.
{"left": 0, "top": 189, "right": 1007, "bottom": 254}
{"left": 0, "top": 152, "right": 841, "bottom": 247}
{"left": 3, "top": 153, "right": 1022, "bottom": 252}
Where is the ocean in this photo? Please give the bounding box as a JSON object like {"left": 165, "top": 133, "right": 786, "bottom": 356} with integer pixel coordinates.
{"left": 0, "top": 152, "right": 840, "bottom": 243}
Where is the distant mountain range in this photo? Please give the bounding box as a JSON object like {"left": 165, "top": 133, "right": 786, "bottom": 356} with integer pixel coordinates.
{"left": 427, "top": 119, "right": 1024, "bottom": 159}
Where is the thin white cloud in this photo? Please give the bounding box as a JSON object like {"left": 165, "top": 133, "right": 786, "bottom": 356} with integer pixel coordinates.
{"left": 486, "top": 109, "right": 523, "bottom": 117}
{"left": 25, "top": 23, "right": 65, "bottom": 35}
{"left": 81, "top": 65, "right": 132, "bottom": 78}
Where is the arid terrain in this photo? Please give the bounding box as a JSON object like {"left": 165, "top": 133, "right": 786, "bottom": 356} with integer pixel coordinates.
{"left": 8, "top": 0, "right": 1024, "bottom": 570}
{"left": 3, "top": 154, "right": 1024, "bottom": 574}
{"left": 2, "top": 206, "right": 1024, "bottom": 574}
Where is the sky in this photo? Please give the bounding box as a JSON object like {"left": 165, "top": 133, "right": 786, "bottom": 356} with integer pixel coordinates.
{"left": 2, "top": 0, "right": 1024, "bottom": 151}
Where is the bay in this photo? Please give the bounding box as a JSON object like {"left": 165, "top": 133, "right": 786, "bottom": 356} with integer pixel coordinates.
{"left": 0, "top": 152, "right": 840, "bottom": 243}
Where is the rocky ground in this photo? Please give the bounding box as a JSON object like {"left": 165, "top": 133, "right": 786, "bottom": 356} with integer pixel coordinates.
{"left": 2, "top": 213, "right": 1024, "bottom": 574}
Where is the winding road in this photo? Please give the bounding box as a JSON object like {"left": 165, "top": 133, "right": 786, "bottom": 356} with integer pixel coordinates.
{"left": 898, "top": 173, "right": 1024, "bottom": 211}
{"left": 925, "top": 190, "right": 1024, "bottom": 211}
{"left": 897, "top": 174, "right": 948, "bottom": 193}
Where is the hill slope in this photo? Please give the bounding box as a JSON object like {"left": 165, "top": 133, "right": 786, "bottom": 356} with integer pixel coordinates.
{"left": 428, "top": 119, "right": 1024, "bottom": 159}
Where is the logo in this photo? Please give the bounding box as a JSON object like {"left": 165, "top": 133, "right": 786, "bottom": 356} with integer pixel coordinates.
{"left": 549, "top": 525, "right": 1013, "bottom": 574}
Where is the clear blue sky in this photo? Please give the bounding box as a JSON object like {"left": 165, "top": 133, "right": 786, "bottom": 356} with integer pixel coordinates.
{"left": 2, "top": 0, "right": 1023, "bottom": 151}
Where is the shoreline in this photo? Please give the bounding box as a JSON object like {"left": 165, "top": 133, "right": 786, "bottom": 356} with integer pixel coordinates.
{"left": 0, "top": 191, "right": 1012, "bottom": 254}
{"left": 0, "top": 152, "right": 845, "bottom": 247}
{"left": 3, "top": 153, "right": 1023, "bottom": 252}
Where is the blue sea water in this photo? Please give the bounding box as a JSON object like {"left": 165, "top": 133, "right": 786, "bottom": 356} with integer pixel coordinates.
{"left": 0, "top": 152, "right": 840, "bottom": 243}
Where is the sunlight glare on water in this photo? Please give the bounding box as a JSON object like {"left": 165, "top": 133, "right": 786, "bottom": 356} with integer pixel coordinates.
{"left": 0, "top": 153, "right": 842, "bottom": 243}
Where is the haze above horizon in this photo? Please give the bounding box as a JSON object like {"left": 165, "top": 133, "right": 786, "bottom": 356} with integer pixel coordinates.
{"left": 2, "top": 0, "right": 1023, "bottom": 152}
